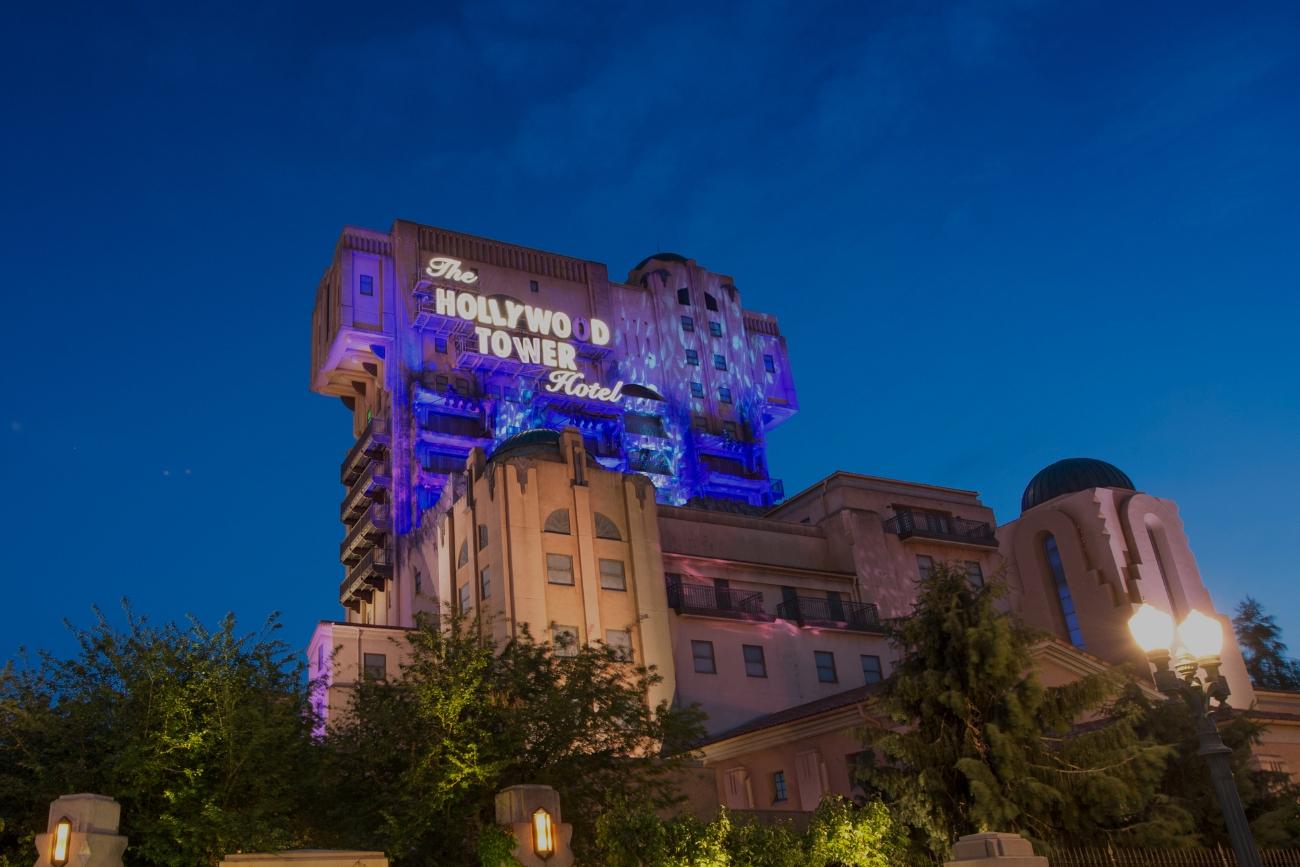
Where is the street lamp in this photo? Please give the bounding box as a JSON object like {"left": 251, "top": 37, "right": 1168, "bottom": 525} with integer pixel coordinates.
{"left": 1128, "top": 604, "right": 1262, "bottom": 867}
{"left": 49, "top": 816, "right": 71, "bottom": 867}
{"left": 531, "top": 807, "right": 555, "bottom": 861}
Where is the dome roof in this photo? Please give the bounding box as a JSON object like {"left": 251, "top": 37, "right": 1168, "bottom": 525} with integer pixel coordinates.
{"left": 488, "top": 428, "right": 564, "bottom": 464}
{"left": 633, "top": 252, "right": 689, "bottom": 270}
{"left": 1021, "top": 458, "right": 1135, "bottom": 512}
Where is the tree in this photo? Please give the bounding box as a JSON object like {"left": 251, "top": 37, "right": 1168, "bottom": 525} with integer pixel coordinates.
{"left": 0, "top": 606, "right": 320, "bottom": 867}
{"left": 317, "top": 609, "right": 706, "bottom": 866}
{"left": 1233, "top": 597, "right": 1300, "bottom": 691}
{"left": 856, "top": 562, "right": 1185, "bottom": 861}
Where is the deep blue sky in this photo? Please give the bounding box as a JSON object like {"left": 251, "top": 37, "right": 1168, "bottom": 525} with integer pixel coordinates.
{"left": 3, "top": 1, "right": 1298, "bottom": 663}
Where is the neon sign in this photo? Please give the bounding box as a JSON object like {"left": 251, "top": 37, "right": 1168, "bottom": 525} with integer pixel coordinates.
{"left": 424, "top": 257, "right": 478, "bottom": 284}
{"left": 544, "top": 370, "right": 624, "bottom": 403}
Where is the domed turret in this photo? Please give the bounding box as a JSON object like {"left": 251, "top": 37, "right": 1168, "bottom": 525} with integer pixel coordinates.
{"left": 1021, "top": 458, "right": 1135, "bottom": 512}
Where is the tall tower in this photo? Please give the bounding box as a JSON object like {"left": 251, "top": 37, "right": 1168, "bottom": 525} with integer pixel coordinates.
{"left": 309, "top": 222, "right": 798, "bottom": 627}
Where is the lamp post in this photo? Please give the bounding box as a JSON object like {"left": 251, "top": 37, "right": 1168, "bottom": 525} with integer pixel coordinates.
{"left": 1128, "top": 604, "right": 1262, "bottom": 867}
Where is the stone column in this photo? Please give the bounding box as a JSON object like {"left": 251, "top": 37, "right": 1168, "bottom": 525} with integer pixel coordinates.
{"left": 31, "top": 794, "right": 128, "bottom": 867}
{"left": 945, "top": 832, "right": 1048, "bottom": 867}
{"left": 495, "top": 785, "right": 574, "bottom": 867}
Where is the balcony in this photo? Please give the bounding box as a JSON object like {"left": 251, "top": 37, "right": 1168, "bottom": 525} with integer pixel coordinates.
{"left": 341, "top": 459, "right": 390, "bottom": 523}
{"left": 665, "top": 578, "right": 773, "bottom": 622}
{"left": 340, "top": 503, "right": 391, "bottom": 565}
{"left": 341, "top": 418, "right": 389, "bottom": 485}
{"left": 339, "top": 546, "right": 391, "bottom": 607}
{"left": 776, "top": 596, "right": 883, "bottom": 632}
{"left": 882, "top": 510, "right": 998, "bottom": 548}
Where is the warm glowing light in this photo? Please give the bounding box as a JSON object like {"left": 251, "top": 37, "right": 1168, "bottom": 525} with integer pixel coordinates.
{"left": 50, "top": 816, "right": 71, "bottom": 867}
{"left": 1179, "top": 609, "right": 1224, "bottom": 660}
{"left": 1128, "top": 603, "right": 1175, "bottom": 655}
{"left": 532, "top": 807, "right": 556, "bottom": 860}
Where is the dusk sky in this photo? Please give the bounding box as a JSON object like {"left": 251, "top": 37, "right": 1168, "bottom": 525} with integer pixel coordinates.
{"left": 2, "top": 1, "right": 1298, "bottom": 663}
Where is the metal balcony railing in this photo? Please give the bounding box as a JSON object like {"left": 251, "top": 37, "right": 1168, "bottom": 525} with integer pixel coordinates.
{"left": 665, "top": 579, "right": 771, "bottom": 621}
{"left": 341, "top": 460, "right": 390, "bottom": 523}
{"left": 339, "top": 546, "right": 391, "bottom": 605}
{"left": 882, "top": 510, "right": 998, "bottom": 548}
{"left": 340, "top": 503, "right": 391, "bottom": 564}
{"left": 341, "top": 418, "right": 388, "bottom": 485}
{"left": 776, "top": 596, "right": 882, "bottom": 632}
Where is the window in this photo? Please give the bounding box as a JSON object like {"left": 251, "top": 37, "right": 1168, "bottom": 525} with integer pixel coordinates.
{"left": 435, "top": 373, "right": 450, "bottom": 391}
{"left": 453, "top": 377, "right": 470, "bottom": 396}
{"left": 708, "top": 320, "right": 723, "bottom": 337}
{"left": 434, "top": 336, "right": 448, "bottom": 353}
{"left": 713, "top": 354, "right": 727, "bottom": 370}
{"left": 605, "top": 629, "right": 633, "bottom": 661}
{"left": 681, "top": 315, "right": 695, "bottom": 332}
{"left": 685, "top": 349, "right": 700, "bottom": 366}
{"left": 552, "top": 625, "right": 579, "bottom": 657}
{"left": 594, "top": 512, "right": 623, "bottom": 540}
{"left": 692, "top": 640, "right": 717, "bottom": 674}
{"left": 362, "top": 652, "right": 386, "bottom": 679}
{"left": 677, "top": 287, "right": 690, "bottom": 305}
{"left": 458, "top": 584, "right": 472, "bottom": 612}
{"left": 772, "top": 771, "right": 788, "bottom": 803}
{"left": 529, "top": 279, "right": 539, "bottom": 293}
{"left": 814, "top": 651, "right": 838, "bottom": 683}
{"left": 359, "top": 274, "right": 374, "bottom": 296}
{"left": 861, "top": 655, "right": 883, "bottom": 684}
{"left": 718, "top": 386, "right": 732, "bottom": 403}
{"left": 915, "top": 555, "right": 933, "bottom": 581}
{"left": 690, "top": 381, "right": 704, "bottom": 398}
{"left": 1043, "top": 534, "right": 1085, "bottom": 648}
{"left": 705, "top": 292, "right": 719, "bottom": 312}
{"left": 478, "top": 524, "right": 489, "bottom": 550}
{"left": 763, "top": 354, "right": 776, "bottom": 373}
{"left": 546, "top": 553, "right": 575, "bottom": 585}
{"left": 691, "top": 414, "right": 709, "bottom": 431}
{"left": 480, "top": 565, "right": 491, "bottom": 599}
{"left": 625, "top": 413, "right": 667, "bottom": 438}
{"left": 964, "top": 560, "right": 984, "bottom": 586}
{"left": 599, "top": 559, "right": 627, "bottom": 591}
{"left": 458, "top": 540, "right": 469, "bottom": 568}
{"left": 743, "top": 644, "right": 767, "bottom": 678}
{"left": 544, "top": 509, "right": 571, "bottom": 534}
{"left": 722, "top": 421, "right": 738, "bottom": 439}
{"left": 414, "top": 568, "right": 422, "bottom": 594}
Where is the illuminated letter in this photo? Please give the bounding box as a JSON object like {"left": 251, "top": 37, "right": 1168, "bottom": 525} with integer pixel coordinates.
{"left": 476, "top": 295, "right": 493, "bottom": 325}
{"left": 435, "top": 288, "right": 457, "bottom": 317}
{"left": 456, "top": 293, "right": 478, "bottom": 321}
{"left": 573, "top": 317, "right": 590, "bottom": 341}
{"left": 487, "top": 297, "right": 508, "bottom": 327}
{"left": 505, "top": 300, "right": 527, "bottom": 329}
{"left": 556, "top": 342, "right": 577, "bottom": 371}
{"left": 489, "top": 330, "right": 512, "bottom": 358}
{"left": 524, "top": 305, "right": 554, "bottom": 336}
{"left": 513, "top": 336, "right": 542, "bottom": 365}
{"left": 551, "top": 312, "right": 572, "bottom": 339}
{"left": 474, "top": 327, "right": 492, "bottom": 354}
{"left": 541, "top": 340, "right": 559, "bottom": 368}
{"left": 426, "top": 257, "right": 478, "bottom": 284}
{"left": 591, "top": 318, "right": 611, "bottom": 346}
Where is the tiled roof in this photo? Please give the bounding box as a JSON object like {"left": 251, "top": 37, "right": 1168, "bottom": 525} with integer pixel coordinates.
{"left": 697, "top": 683, "right": 884, "bottom": 747}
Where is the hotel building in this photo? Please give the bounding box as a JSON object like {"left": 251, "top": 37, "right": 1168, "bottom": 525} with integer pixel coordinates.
{"left": 307, "top": 221, "right": 1300, "bottom": 810}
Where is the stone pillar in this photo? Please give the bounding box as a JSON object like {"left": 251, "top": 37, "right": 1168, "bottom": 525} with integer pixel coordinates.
{"left": 31, "top": 794, "right": 128, "bottom": 867}
{"left": 945, "top": 832, "right": 1048, "bottom": 867}
{"left": 495, "top": 785, "right": 574, "bottom": 867}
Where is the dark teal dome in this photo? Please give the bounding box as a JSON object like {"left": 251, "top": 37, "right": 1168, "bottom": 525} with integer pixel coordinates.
{"left": 1022, "top": 458, "right": 1135, "bottom": 512}
{"left": 488, "top": 428, "right": 564, "bottom": 463}
{"left": 633, "top": 252, "right": 689, "bottom": 270}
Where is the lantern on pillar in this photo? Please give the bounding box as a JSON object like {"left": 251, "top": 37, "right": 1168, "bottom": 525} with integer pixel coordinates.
{"left": 49, "top": 816, "right": 72, "bottom": 867}
{"left": 531, "top": 808, "right": 555, "bottom": 860}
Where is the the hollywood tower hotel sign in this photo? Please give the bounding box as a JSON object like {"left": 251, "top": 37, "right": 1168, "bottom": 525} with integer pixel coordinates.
{"left": 421, "top": 256, "right": 624, "bottom": 403}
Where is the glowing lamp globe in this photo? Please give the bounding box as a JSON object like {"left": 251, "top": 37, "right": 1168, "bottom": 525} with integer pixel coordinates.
{"left": 1128, "top": 603, "right": 1175, "bottom": 655}
{"left": 531, "top": 807, "right": 555, "bottom": 860}
{"left": 50, "top": 816, "right": 71, "bottom": 867}
{"left": 1178, "top": 609, "right": 1224, "bottom": 661}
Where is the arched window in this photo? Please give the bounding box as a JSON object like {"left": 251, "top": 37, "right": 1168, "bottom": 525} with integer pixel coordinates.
{"left": 544, "top": 508, "right": 571, "bottom": 535}
{"left": 594, "top": 512, "right": 622, "bottom": 541}
{"left": 1042, "top": 533, "right": 1084, "bottom": 649}
{"left": 457, "top": 539, "right": 469, "bottom": 567}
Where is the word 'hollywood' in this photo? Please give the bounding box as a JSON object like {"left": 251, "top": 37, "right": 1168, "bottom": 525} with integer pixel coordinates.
{"left": 426, "top": 257, "right": 623, "bottom": 403}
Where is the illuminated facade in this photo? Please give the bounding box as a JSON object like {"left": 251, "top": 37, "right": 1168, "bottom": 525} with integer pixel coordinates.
{"left": 307, "top": 222, "right": 1300, "bottom": 813}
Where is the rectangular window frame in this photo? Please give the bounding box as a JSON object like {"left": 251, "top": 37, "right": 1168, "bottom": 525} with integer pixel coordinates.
{"left": 708, "top": 320, "right": 723, "bottom": 337}
{"left": 599, "top": 558, "right": 627, "bottom": 591}
{"left": 713, "top": 353, "right": 727, "bottom": 370}
{"left": 359, "top": 274, "right": 374, "bottom": 296}
{"left": 681, "top": 315, "right": 695, "bottom": 332}
{"left": 743, "top": 644, "right": 767, "bottom": 678}
{"left": 692, "top": 640, "right": 717, "bottom": 674}
{"left": 362, "top": 652, "right": 386, "bottom": 680}
{"left": 546, "top": 553, "right": 575, "bottom": 585}
{"left": 861, "top": 654, "right": 883, "bottom": 684}
{"left": 814, "top": 650, "right": 838, "bottom": 684}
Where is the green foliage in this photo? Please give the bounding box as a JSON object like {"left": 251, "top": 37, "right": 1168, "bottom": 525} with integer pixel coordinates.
{"left": 475, "top": 824, "right": 523, "bottom": 867}
{"left": 0, "top": 605, "right": 319, "bottom": 867}
{"left": 1233, "top": 597, "right": 1300, "bottom": 691}
{"left": 1115, "top": 683, "right": 1300, "bottom": 848}
{"left": 317, "top": 609, "right": 706, "bottom": 865}
{"left": 857, "top": 562, "right": 1183, "bottom": 860}
{"left": 592, "top": 797, "right": 904, "bottom": 866}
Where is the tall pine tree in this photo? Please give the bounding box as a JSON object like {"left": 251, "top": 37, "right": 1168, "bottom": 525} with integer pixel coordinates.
{"left": 857, "top": 562, "right": 1187, "bottom": 861}
{"left": 1233, "top": 597, "right": 1300, "bottom": 691}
